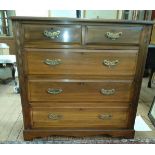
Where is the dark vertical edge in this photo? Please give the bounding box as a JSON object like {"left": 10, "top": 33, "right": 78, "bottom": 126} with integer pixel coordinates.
{"left": 23, "top": 48, "right": 29, "bottom": 76}
{"left": 76, "top": 10, "right": 81, "bottom": 18}
{"left": 12, "top": 21, "right": 31, "bottom": 129}
{"left": 127, "top": 25, "right": 152, "bottom": 129}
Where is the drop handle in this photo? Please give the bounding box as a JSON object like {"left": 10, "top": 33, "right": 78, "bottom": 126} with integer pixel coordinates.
{"left": 44, "top": 59, "right": 62, "bottom": 66}
{"left": 44, "top": 29, "right": 61, "bottom": 39}
{"left": 103, "top": 59, "right": 119, "bottom": 68}
{"left": 47, "top": 88, "right": 63, "bottom": 95}
{"left": 100, "top": 88, "right": 115, "bottom": 95}
{"left": 48, "top": 113, "right": 63, "bottom": 120}
{"left": 98, "top": 114, "right": 112, "bottom": 120}
{"left": 105, "top": 31, "right": 122, "bottom": 40}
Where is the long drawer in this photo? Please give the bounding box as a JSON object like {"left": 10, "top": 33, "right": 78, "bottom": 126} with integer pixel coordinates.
{"left": 85, "top": 25, "right": 142, "bottom": 45}
{"left": 23, "top": 24, "right": 82, "bottom": 48}
{"left": 25, "top": 49, "right": 138, "bottom": 77}
{"left": 28, "top": 80, "right": 133, "bottom": 102}
{"left": 31, "top": 107, "right": 129, "bottom": 129}
{"left": 30, "top": 101, "right": 130, "bottom": 107}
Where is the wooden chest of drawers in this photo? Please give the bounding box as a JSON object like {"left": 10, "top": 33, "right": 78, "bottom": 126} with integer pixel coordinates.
{"left": 12, "top": 17, "right": 153, "bottom": 140}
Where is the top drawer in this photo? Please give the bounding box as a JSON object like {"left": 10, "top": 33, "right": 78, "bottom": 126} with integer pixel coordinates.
{"left": 23, "top": 24, "right": 82, "bottom": 48}
{"left": 85, "top": 25, "right": 143, "bottom": 45}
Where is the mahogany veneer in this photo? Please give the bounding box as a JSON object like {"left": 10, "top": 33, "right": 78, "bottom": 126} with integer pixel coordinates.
{"left": 12, "top": 17, "right": 153, "bottom": 140}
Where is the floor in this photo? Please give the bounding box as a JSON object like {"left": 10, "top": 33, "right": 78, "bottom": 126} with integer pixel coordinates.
{"left": 135, "top": 77, "right": 155, "bottom": 138}
{"left": 0, "top": 78, "right": 155, "bottom": 141}
{"left": 0, "top": 81, "right": 23, "bottom": 141}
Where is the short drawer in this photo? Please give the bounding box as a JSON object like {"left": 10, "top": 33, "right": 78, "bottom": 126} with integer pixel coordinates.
{"left": 25, "top": 49, "right": 138, "bottom": 77}
{"left": 23, "top": 24, "right": 82, "bottom": 47}
{"left": 31, "top": 107, "right": 129, "bottom": 129}
{"left": 28, "top": 80, "right": 133, "bottom": 102}
{"left": 85, "top": 25, "right": 143, "bottom": 45}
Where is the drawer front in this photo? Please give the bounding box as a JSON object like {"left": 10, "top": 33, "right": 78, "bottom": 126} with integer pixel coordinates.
{"left": 30, "top": 101, "right": 130, "bottom": 107}
{"left": 26, "top": 49, "right": 138, "bottom": 77}
{"left": 85, "top": 25, "right": 142, "bottom": 45}
{"left": 31, "top": 107, "right": 129, "bottom": 129}
{"left": 23, "top": 24, "right": 81, "bottom": 47}
{"left": 28, "top": 80, "right": 133, "bottom": 102}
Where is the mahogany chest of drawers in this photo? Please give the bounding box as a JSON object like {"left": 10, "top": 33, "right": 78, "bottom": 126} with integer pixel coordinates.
{"left": 12, "top": 17, "right": 153, "bottom": 140}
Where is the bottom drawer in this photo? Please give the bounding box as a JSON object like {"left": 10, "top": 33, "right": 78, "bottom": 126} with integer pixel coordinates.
{"left": 31, "top": 107, "right": 129, "bottom": 129}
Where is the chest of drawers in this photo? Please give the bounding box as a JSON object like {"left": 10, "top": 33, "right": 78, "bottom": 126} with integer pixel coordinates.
{"left": 12, "top": 17, "right": 153, "bottom": 140}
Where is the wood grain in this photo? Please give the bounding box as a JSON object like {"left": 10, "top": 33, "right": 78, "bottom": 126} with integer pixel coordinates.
{"left": 23, "top": 24, "right": 82, "bottom": 48}
{"left": 28, "top": 80, "right": 133, "bottom": 102}
{"left": 127, "top": 25, "right": 152, "bottom": 129}
{"left": 12, "top": 17, "right": 153, "bottom": 140}
{"left": 85, "top": 25, "right": 142, "bottom": 45}
{"left": 25, "top": 49, "right": 138, "bottom": 77}
{"left": 30, "top": 101, "right": 131, "bottom": 107}
{"left": 31, "top": 107, "right": 129, "bottom": 129}
{"left": 11, "top": 16, "right": 154, "bottom": 25}
{"left": 23, "top": 129, "right": 135, "bottom": 140}
{"left": 0, "top": 78, "right": 154, "bottom": 141}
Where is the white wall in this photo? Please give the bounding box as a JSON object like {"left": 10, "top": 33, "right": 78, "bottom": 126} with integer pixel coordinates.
{"left": 15, "top": 10, "right": 77, "bottom": 18}
{"left": 49, "top": 10, "right": 76, "bottom": 18}
{"left": 15, "top": 10, "right": 121, "bottom": 19}
{"left": 15, "top": 10, "right": 48, "bottom": 17}
{"left": 85, "top": 10, "right": 118, "bottom": 19}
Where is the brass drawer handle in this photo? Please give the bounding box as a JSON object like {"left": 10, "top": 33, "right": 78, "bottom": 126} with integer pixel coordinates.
{"left": 105, "top": 32, "right": 122, "bottom": 40}
{"left": 44, "top": 59, "right": 62, "bottom": 66}
{"left": 44, "top": 30, "right": 61, "bottom": 39}
{"left": 98, "top": 114, "right": 112, "bottom": 120}
{"left": 103, "top": 59, "right": 119, "bottom": 68}
{"left": 48, "top": 113, "right": 63, "bottom": 120}
{"left": 101, "top": 88, "right": 115, "bottom": 95}
{"left": 47, "top": 88, "right": 63, "bottom": 95}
